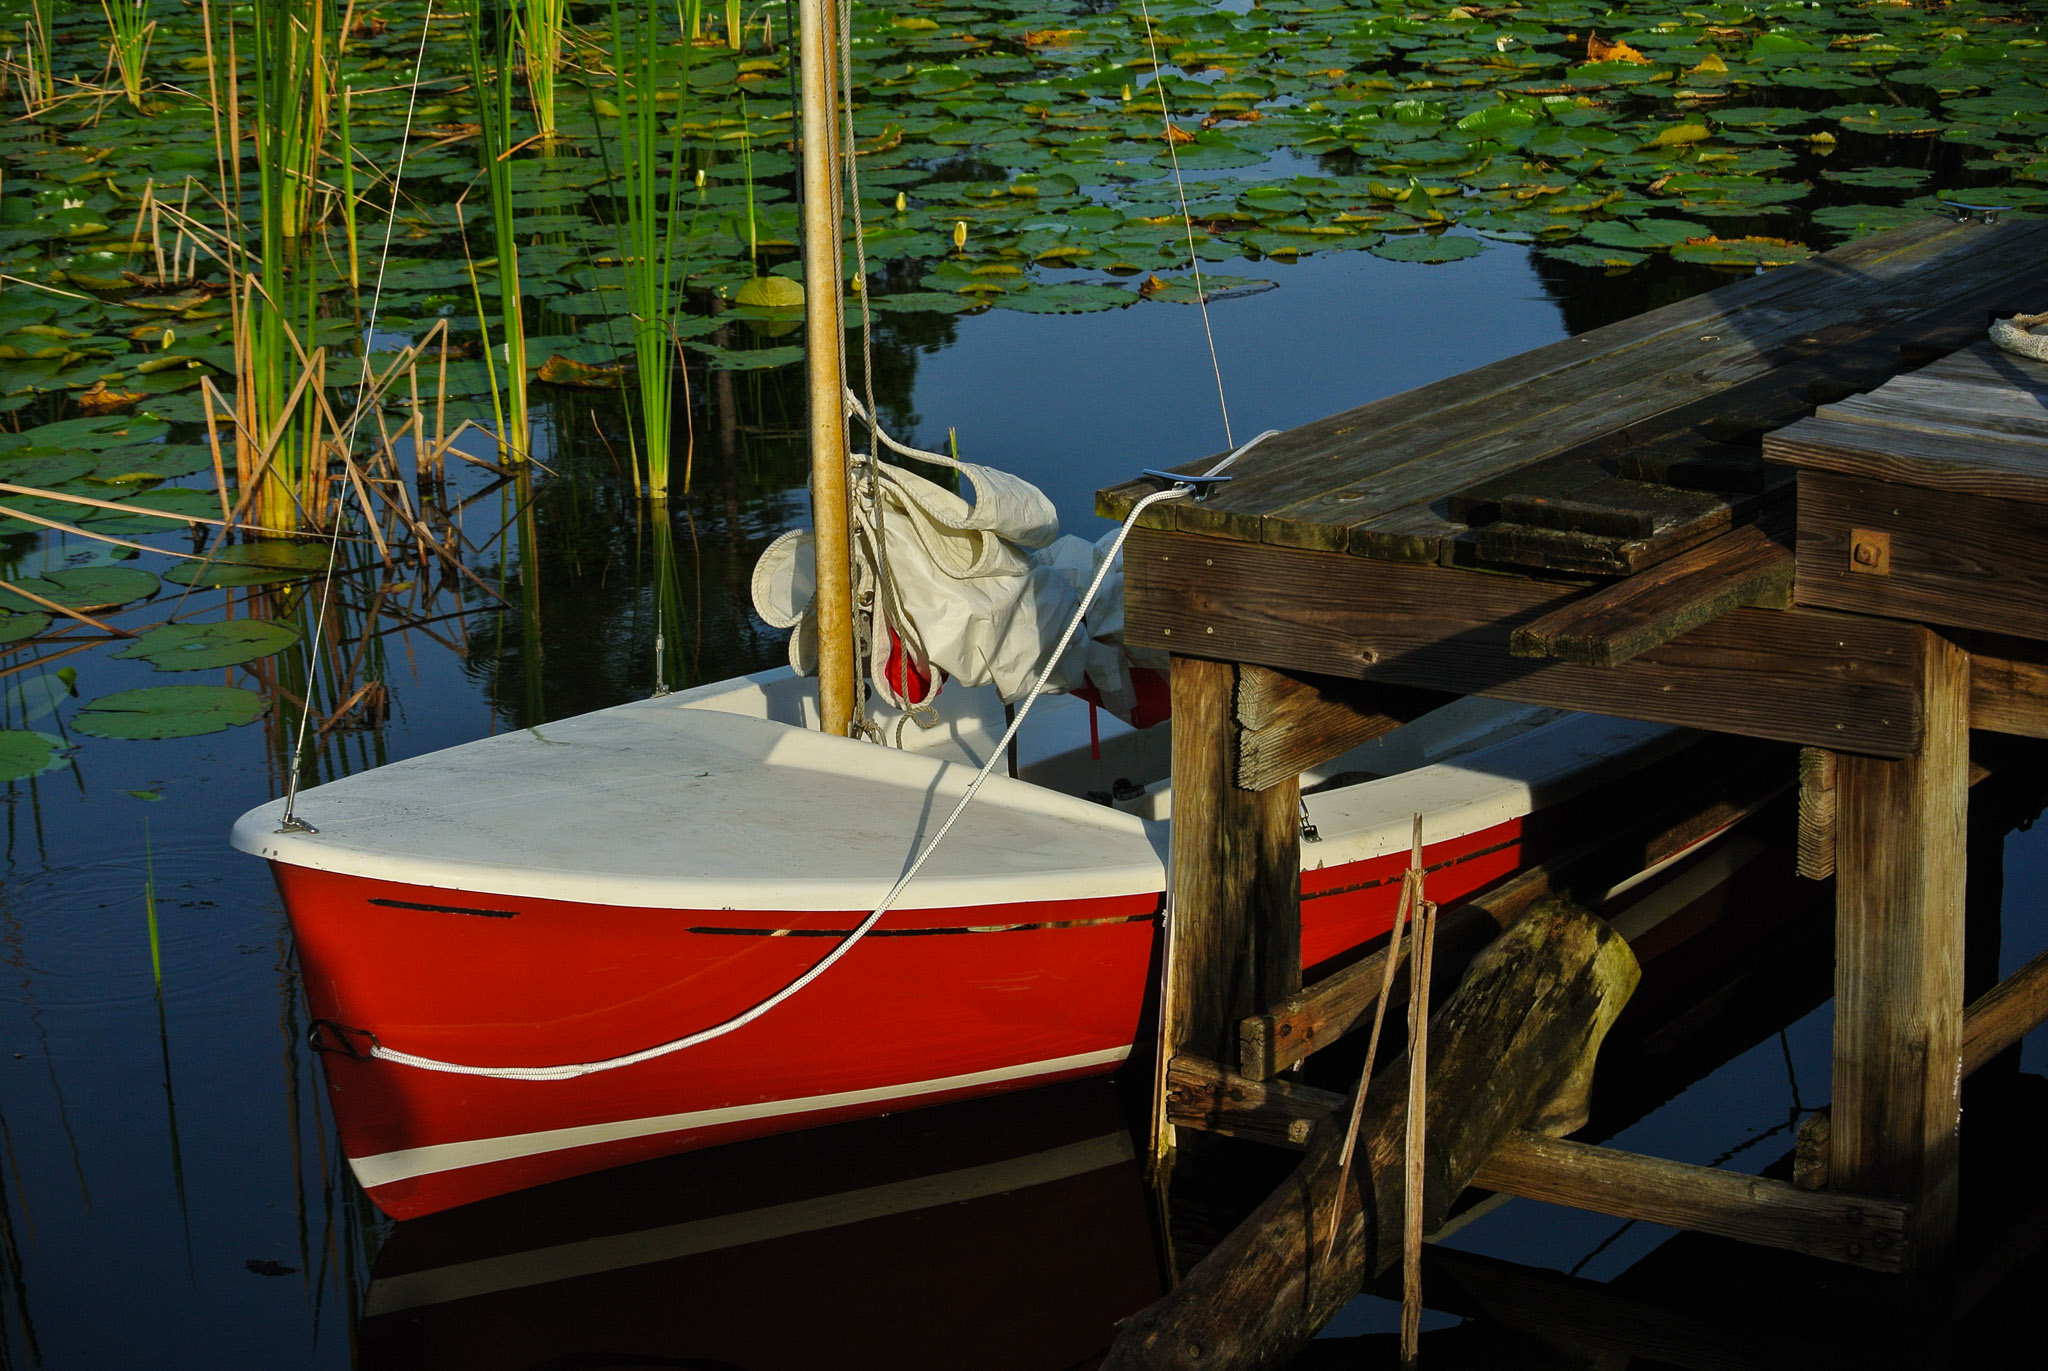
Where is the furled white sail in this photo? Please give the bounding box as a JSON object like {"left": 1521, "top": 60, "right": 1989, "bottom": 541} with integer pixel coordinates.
{"left": 751, "top": 452, "right": 1161, "bottom": 722}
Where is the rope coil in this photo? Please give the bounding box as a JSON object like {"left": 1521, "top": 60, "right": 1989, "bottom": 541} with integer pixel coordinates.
{"left": 1991, "top": 311, "right": 2048, "bottom": 362}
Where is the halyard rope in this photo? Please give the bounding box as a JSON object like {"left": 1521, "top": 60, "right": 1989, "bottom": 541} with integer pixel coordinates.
{"left": 279, "top": 0, "right": 440, "bottom": 832}
{"left": 1139, "top": 0, "right": 1234, "bottom": 450}
{"left": 355, "top": 0, "right": 1275, "bottom": 1081}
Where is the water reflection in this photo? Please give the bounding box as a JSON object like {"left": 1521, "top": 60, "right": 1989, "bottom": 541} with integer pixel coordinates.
{"left": 359, "top": 1081, "right": 1160, "bottom": 1371}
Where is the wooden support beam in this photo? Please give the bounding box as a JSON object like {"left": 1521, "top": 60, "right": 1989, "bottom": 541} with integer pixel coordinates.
{"left": 1471, "top": 1131, "right": 1913, "bottom": 1274}
{"left": 1970, "top": 637, "right": 2048, "bottom": 739}
{"left": 1163, "top": 657, "right": 1302, "bottom": 1085}
{"left": 1238, "top": 903, "right": 1498, "bottom": 1083}
{"left": 1789, "top": 471, "right": 2048, "bottom": 642}
{"left": 1508, "top": 509, "right": 1793, "bottom": 668}
{"left": 1831, "top": 628, "right": 1969, "bottom": 1268}
{"left": 1783, "top": 939, "right": 2048, "bottom": 1195}
{"left": 1239, "top": 740, "right": 1791, "bottom": 1079}
{"left": 1797, "top": 747, "right": 1837, "bottom": 880}
{"left": 1961, "top": 944, "right": 2048, "bottom": 1079}
{"left": 1125, "top": 527, "right": 1926, "bottom": 757}
{"left": 1106, "top": 903, "right": 1641, "bottom": 1371}
{"left": 1164, "top": 1055, "right": 1342, "bottom": 1150}
{"left": 1234, "top": 665, "right": 1448, "bottom": 792}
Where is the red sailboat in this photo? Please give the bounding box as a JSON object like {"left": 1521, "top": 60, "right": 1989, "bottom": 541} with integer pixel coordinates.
{"left": 234, "top": 672, "right": 1698, "bottom": 1217}
{"left": 231, "top": 0, "right": 1722, "bottom": 1222}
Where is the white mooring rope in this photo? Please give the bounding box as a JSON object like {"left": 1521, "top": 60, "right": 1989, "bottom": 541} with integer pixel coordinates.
{"left": 359, "top": 0, "right": 1275, "bottom": 1080}
{"left": 367, "top": 473, "right": 1220, "bottom": 1081}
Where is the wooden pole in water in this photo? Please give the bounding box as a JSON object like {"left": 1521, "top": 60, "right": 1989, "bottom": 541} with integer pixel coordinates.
{"left": 798, "top": 0, "right": 856, "bottom": 736}
{"left": 1105, "top": 901, "right": 1640, "bottom": 1371}
{"left": 1830, "top": 628, "right": 1969, "bottom": 1267}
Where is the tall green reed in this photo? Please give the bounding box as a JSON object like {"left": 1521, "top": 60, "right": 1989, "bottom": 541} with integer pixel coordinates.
{"left": 241, "top": 0, "right": 337, "bottom": 531}
{"left": 466, "top": 0, "right": 532, "bottom": 465}
{"left": 99, "top": 0, "right": 153, "bottom": 110}
{"left": 517, "top": 0, "right": 569, "bottom": 144}
{"left": 143, "top": 819, "right": 161, "bottom": 992}
{"left": 603, "top": 0, "right": 696, "bottom": 500}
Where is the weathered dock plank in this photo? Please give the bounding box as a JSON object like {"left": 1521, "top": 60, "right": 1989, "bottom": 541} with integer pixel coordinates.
{"left": 1511, "top": 506, "right": 1794, "bottom": 667}
{"left": 1100, "top": 218, "right": 2048, "bottom": 572}
{"left": 1125, "top": 526, "right": 1925, "bottom": 756}
{"left": 1790, "top": 472, "right": 2048, "bottom": 640}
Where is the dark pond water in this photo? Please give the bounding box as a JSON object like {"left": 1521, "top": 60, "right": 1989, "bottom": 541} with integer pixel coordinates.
{"left": 6, "top": 228, "right": 2048, "bottom": 1369}
{"left": 2, "top": 0, "right": 2047, "bottom": 1366}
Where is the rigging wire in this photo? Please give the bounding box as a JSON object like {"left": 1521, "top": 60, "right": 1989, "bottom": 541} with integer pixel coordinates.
{"left": 365, "top": 475, "right": 1203, "bottom": 1080}
{"left": 1139, "top": 0, "right": 1235, "bottom": 450}
{"left": 324, "top": 2, "right": 1274, "bottom": 1075}
{"left": 279, "top": 0, "right": 443, "bottom": 831}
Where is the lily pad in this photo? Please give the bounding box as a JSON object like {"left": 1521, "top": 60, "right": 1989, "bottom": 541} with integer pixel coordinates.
{"left": 114, "top": 620, "right": 303, "bottom": 672}
{"left": 0, "top": 611, "right": 48, "bottom": 643}
{"left": 80, "top": 487, "right": 221, "bottom": 535}
{"left": 0, "top": 453, "right": 94, "bottom": 487}
{"left": 2, "top": 672, "right": 71, "bottom": 724}
{"left": 732, "top": 275, "right": 806, "bottom": 308}
{"left": 992, "top": 284, "right": 1135, "bottom": 314}
{"left": 72, "top": 685, "right": 269, "bottom": 740}
{"left": 163, "top": 541, "right": 333, "bottom": 588}
{"left": 1670, "top": 236, "right": 1814, "bottom": 268}
{"left": 1370, "top": 234, "right": 1488, "bottom": 263}
{"left": 0, "top": 565, "right": 159, "bottom": 612}
{"left": 0, "top": 730, "right": 67, "bottom": 781}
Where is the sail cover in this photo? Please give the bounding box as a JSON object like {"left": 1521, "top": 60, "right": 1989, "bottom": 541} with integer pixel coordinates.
{"left": 751, "top": 452, "right": 1162, "bottom": 722}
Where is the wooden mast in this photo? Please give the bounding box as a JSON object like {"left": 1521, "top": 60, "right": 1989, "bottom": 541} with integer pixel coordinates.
{"left": 798, "top": 0, "right": 856, "bottom": 736}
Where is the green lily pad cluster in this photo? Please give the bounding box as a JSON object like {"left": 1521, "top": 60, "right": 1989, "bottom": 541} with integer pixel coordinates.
{"left": 0, "top": 0, "right": 2035, "bottom": 415}
{"left": 0, "top": 0, "right": 2035, "bottom": 773}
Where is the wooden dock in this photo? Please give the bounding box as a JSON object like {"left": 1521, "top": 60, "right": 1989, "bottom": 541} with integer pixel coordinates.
{"left": 1097, "top": 213, "right": 2048, "bottom": 1359}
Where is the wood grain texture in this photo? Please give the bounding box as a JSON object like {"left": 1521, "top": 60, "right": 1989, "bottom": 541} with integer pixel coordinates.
{"left": 1239, "top": 902, "right": 1497, "bottom": 1082}
{"left": 1239, "top": 736, "right": 1790, "bottom": 1080}
{"left": 1913, "top": 338, "right": 2048, "bottom": 391}
{"left": 1472, "top": 1132, "right": 1913, "bottom": 1274}
{"left": 1831, "top": 629, "right": 1968, "bottom": 1269}
{"left": 1165, "top": 1054, "right": 1342, "bottom": 1149}
{"left": 1970, "top": 637, "right": 2048, "bottom": 739}
{"left": 1126, "top": 527, "right": 1925, "bottom": 757}
{"left": 1096, "top": 219, "right": 2048, "bottom": 565}
{"left": 1961, "top": 945, "right": 2048, "bottom": 1079}
{"left": 1792, "top": 471, "right": 2048, "bottom": 640}
{"left": 1768, "top": 417, "right": 2048, "bottom": 505}
{"left": 1166, "top": 657, "right": 1302, "bottom": 1069}
{"left": 1234, "top": 666, "right": 1447, "bottom": 792}
{"left": 1103, "top": 903, "right": 1640, "bottom": 1371}
{"left": 1797, "top": 747, "right": 1837, "bottom": 881}
{"left": 1509, "top": 508, "right": 1794, "bottom": 668}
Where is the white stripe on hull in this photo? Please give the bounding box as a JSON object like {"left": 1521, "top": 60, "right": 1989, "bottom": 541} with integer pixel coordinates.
{"left": 363, "top": 1131, "right": 1137, "bottom": 1316}
{"left": 350, "top": 1044, "right": 1132, "bottom": 1189}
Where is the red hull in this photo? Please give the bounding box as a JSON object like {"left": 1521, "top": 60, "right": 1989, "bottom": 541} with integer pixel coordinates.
{"left": 276, "top": 816, "right": 1526, "bottom": 1217}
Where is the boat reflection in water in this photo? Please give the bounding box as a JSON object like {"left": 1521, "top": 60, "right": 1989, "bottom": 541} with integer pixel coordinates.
{"left": 358, "top": 1080, "right": 1161, "bottom": 1370}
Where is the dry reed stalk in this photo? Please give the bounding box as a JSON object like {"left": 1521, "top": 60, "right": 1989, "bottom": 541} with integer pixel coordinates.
{"left": 1325, "top": 814, "right": 1427, "bottom": 1267}
{"left": 0, "top": 481, "right": 361, "bottom": 542}
{"left": 0, "top": 580, "right": 131, "bottom": 636}
{"left": 1400, "top": 895, "right": 1438, "bottom": 1370}
{"left": 200, "top": 375, "right": 234, "bottom": 523}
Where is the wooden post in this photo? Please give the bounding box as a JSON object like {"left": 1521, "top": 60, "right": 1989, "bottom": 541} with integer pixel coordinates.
{"left": 1164, "top": 657, "right": 1302, "bottom": 1076}
{"left": 1830, "top": 629, "right": 1968, "bottom": 1267}
{"left": 1106, "top": 903, "right": 1640, "bottom": 1371}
